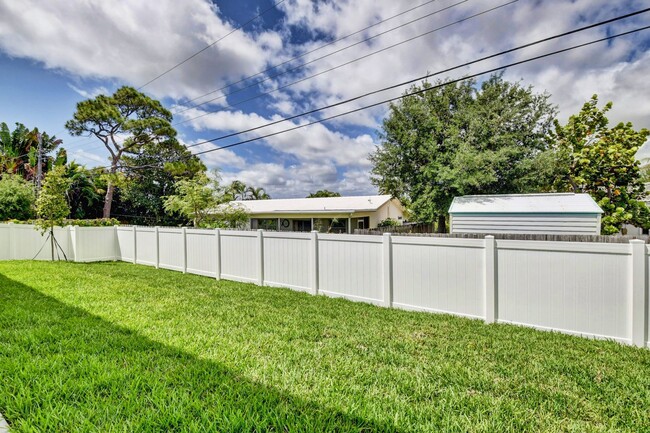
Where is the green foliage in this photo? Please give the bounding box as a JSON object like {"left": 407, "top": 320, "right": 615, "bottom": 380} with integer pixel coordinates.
{"left": 0, "top": 122, "right": 61, "bottom": 180}
{"left": 163, "top": 173, "right": 217, "bottom": 227}
{"left": 377, "top": 217, "right": 399, "bottom": 228}
{"left": 226, "top": 180, "right": 270, "bottom": 201}
{"left": 35, "top": 166, "right": 71, "bottom": 234}
{"left": 117, "top": 140, "right": 205, "bottom": 225}
{"left": 550, "top": 95, "right": 650, "bottom": 234}
{"left": 208, "top": 203, "right": 250, "bottom": 229}
{"left": 307, "top": 189, "right": 341, "bottom": 198}
{"left": 63, "top": 162, "right": 104, "bottom": 219}
{"left": 0, "top": 175, "right": 35, "bottom": 221}
{"left": 1, "top": 261, "right": 649, "bottom": 432}
{"left": 65, "top": 86, "right": 178, "bottom": 218}
{"left": 370, "top": 74, "right": 557, "bottom": 228}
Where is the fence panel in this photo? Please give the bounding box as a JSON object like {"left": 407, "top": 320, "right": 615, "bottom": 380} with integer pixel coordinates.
{"left": 496, "top": 240, "right": 631, "bottom": 343}
{"left": 220, "top": 231, "right": 258, "bottom": 283}
{"left": 318, "top": 234, "right": 383, "bottom": 304}
{"left": 116, "top": 227, "right": 134, "bottom": 262}
{"left": 158, "top": 228, "right": 184, "bottom": 271}
{"left": 262, "top": 232, "right": 311, "bottom": 292}
{"left": 186, "top": 229, "right": 217, "bottom": 277}
{"left": 0, "top": 225, "right": 10, "bottom": 260}
{"left": 75, "top": 227, "right": 118, "bottom": 262}
{"left": 135, "top": 227, "right": 157, "bottom": 267}
{"left": 392, "top": 237, "right": 485, "bottom": 318}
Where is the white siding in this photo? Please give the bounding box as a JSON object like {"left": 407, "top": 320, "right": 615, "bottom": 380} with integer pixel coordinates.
{"left": 450, "top": 214, "right": 600, "bottom": 235}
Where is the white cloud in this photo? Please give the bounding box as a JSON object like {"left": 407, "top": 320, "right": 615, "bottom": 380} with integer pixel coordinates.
{"left": 0, "top": 0, "right": 284, "bottom": 101}
{"left": 67, "top": 84, "right": 110, "bottom": 99}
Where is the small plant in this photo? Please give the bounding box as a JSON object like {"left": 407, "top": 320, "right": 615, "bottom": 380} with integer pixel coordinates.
{"left": 35, "top": 166, "right": 71, "bottom": 260}
{"left": 378, "top": 218, "right": 399, "bottom": 228}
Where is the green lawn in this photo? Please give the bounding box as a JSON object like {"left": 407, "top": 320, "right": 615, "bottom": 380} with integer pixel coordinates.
{"left": 0, "top": 262, "right": 648, "bottom": 432}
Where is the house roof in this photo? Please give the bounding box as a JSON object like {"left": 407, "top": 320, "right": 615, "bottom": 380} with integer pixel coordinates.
{"left": 448, "top": 193, "right": 603, "bottom": 214}
{"left": 229, "top": 195, "right": 395, "bottom": 215}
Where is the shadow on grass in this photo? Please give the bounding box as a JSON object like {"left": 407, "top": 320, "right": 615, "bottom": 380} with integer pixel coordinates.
{"left": 0, "top": 273, "right": 398, "bottom": 432}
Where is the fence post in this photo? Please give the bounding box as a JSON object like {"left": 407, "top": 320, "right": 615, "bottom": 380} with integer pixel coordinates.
{"left": 630, "top": 240, "right": 647, "bottom": 347}
{"left": 8, "top": 222, "right": 15, "bottom": 260}
{"left": 257, "top": 229, "right": 264, "bottom": 286}
{"left": 132, "top": 226, "right": 137, "bottom": 265}
{"left": 182, "top": 227, "right": 187, "bottom": 273}
{"left": 484, "top": 235, "right": 498, "bottom": 324}
{"left": 310, "top": 230, "right": 319, "bottom": 295}
{"left": 154, "top": 227, "right": 160, "bottom": 269}
{"left": 383, "top": 233, "right": 393, "bottom": 307}
{"left": 215, "top": 228, "right": 221, "bottom": 280}
{"left": 73, "top": 225, "right": 80, "bottom": 262}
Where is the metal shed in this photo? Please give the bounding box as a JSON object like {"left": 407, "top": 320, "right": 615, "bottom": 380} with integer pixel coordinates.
{"left": 448, "top": 193, "right": 603, "bottom": 235}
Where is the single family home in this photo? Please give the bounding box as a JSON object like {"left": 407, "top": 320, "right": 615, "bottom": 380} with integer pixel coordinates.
{"left": 232, "top": 194, "right": 404, "bottom": 233}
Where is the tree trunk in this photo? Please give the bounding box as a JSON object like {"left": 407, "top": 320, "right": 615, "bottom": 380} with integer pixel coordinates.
{"left": 437, "top": 214, "right": 447, "bottom": 233}
{"left": 103, "top": 160, "right": 118, "bottom": 219}
{"left": 50, "top": 228, "right": 55, "bottom": 261}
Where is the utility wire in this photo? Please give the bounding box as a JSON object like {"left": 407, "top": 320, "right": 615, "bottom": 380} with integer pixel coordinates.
{"left": 184, "top": 8, "right": 650, "bottom": 149}
{"left": 190, "top": 26, "right": 650, "bottom": 156}
{"left": 172, "top": 0, "right": 443, "bottom": 112}
{"left": 173, "top": 0, "right": 466, "bottom": 115}
{"left": 137, "top": 0, "right": 285, "bottom": 90}
{"left": 175, "top": 0, "right": 514, "bottom": 127}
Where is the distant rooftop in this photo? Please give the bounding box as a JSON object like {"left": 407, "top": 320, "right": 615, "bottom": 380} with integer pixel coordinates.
{"left": 448, "top": 193, "right": 603, "bottom": 214}
{"left": 230, "top": 195, "right": 395, "bottom": 215}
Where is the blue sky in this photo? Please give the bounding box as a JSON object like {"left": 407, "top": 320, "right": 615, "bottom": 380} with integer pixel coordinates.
{"left": 1, "top": 0, "right": 649, "bottom": 198}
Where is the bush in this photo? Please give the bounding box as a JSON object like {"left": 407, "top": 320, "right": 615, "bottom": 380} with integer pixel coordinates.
{"left": 0, "top": 175, "right": 35, "bottom": 221}
{"left": 377, "top": 218, "right": 399, "bottom": 228}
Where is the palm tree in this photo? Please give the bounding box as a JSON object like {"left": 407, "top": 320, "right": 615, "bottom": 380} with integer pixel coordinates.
{"left": 227, "top": 180, "right": 248, "bottom": 201}
{"left": 246, "top": 186, "right": 270, "bottom": 200}
{"left": 0, "top": 122, "right": 61, "bottom": 182}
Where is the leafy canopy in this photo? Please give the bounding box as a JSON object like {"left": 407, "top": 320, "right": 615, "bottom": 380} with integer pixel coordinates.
{"left": 0, "top": 175, "right": 35, "bottom": 221}
{"left": 35, "top": 166, "right": 71, "bottom": 234}
{"left": 65, "top": 86, "right": 177, "bottom": 218}
{"left": 550, "top": 95, "right": 650, "bottom": 234}
{"left": 370, "top": 74, "right": 557, "bottom": 227}
{"left": 307, "top": 190, "right": 341, "bottom": 198}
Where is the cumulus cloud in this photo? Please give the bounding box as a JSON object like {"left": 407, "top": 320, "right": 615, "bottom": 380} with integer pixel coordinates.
{"left": 0, "top": 0, "right": 284, "bottom": 100}
{"left": 2, "top": 0, "right": 648, "bottom": 195}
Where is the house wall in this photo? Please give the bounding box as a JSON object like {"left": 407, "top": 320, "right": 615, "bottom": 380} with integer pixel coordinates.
{"left": 450, "top": 213, "right": 601, "bottom": 235}
{"left": 370, "top": 199, "right": 404, "bottom": 228}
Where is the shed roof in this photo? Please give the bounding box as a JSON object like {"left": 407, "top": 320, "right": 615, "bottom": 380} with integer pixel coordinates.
{"left": 448, "top": 193, "right": 603, "bottom": 214}
{"left": 229, "top": 195, "right": 395, "bottom": 215}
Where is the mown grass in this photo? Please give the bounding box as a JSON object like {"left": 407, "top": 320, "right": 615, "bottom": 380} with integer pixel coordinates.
{"left": 0, "top": 261, "right": 649, "bottom": 432}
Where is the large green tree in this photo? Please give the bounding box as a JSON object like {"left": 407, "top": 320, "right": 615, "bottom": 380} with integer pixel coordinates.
{"left": 116, "top": 140, "right": 205, "bottom": 225}
{"left": 65, "top": 86, "right": 177, "bottom": 218}
{"left": 550, "top": 95, "right": 650, "bottom": 234}
{"left": 370, "top": 74, "right": 557, "bottom": 230}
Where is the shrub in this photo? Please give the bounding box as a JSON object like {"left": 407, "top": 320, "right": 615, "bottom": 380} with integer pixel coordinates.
{"left": 0, "top": 175, "right": 35, "bottom": 221}
{"left": 377, "top": 218, "right": 399, "bottom": 228}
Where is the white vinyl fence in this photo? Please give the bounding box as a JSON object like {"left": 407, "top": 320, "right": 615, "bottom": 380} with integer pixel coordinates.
{"left": 0, "top": 223, "right": 648, "bottom": 348}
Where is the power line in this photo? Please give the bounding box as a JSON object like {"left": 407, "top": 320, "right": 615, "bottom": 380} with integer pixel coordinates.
{"left": 171, "top": 0, "right": 444, "bottom": 112}
{"left": 184, "top": 8, "right": 650, "bottom": 149}
{"left": 190, "top": 26, "right": 650, "bottom": 156}
{"left": 174, "top": 0, "right": 514, "bottom": 127}
{"left": 172, "top": 0, "right": 466, "bottom": 115}
{"left": 137, "top": 0, "right": 285, "bottom": 90}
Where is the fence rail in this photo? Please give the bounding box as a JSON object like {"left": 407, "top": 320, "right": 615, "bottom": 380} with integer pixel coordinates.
{"left": 1, "top": 223, "right": 648, "bottom": 349}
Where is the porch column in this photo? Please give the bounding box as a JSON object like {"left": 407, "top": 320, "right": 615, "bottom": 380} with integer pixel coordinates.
{"left": 347, "top": 217, "right": 351, "bottom": 234}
